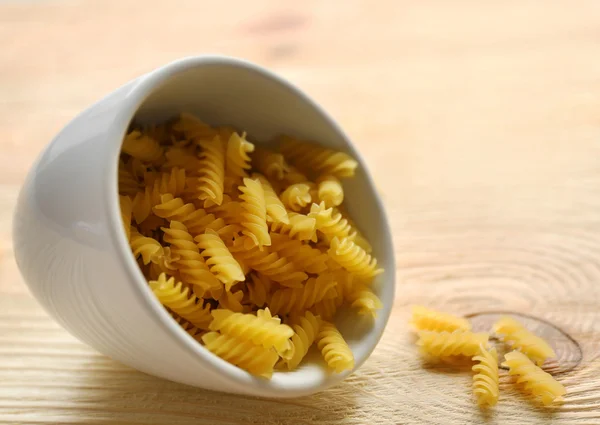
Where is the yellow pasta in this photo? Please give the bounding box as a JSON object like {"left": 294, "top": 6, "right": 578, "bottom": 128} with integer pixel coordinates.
{"left": 345, "top": 285, "right": 383, "bottom": 318}
{"left": 121, "top": 130, "right": 163, "bottom": 162}
{"left": 253, "top": 173, "right": 289, "bottom": 224}
{"left": 149, "top": 273, "right": 212, "bottom": 329}
{"left": 195, "top": 229, "right": 244, "bottom": 291}
{"left": 118, "top": 114, "right": 383, "bottom": 378}
{"left": 502, "top": 351, "right": 566, "bottom": 405}
{"left": 225, "top": 132, "right": 255, "bottom": 192}
{"left": 252, "top": 146, "right": 290, "bottom": 181}
{"left": 280, "top": 135, "right": 358, "bottom": 178}
{"left": 161, "top": 221, "right": 222, "bottom": 297}
{"left": 316, "top": 175, "right": 344, "bottom": 207}
{"left": 129, "top": 226, "right": 163, "bottom": 265}
{"left": 268, "top": 274, "right": 337, "bottom": 316}
{"left": 280, "top": 183, "right": 313, "bottom": 212}
{"left": 328, "top": 236, "right": 383, "bottom": 279}
{"left": 417, "top": 330, "right": 489, "bottom": 357}
{"left": 209, "top": 308, "right": 293, "bottom": 354}
{"left": 202, "top": 332, "right": 279, "bottom": 378}
{"left": 239, "top": 177, "right": 271, "bottom": 249}
{"left": 410, "top": 305, "right": 472, "bottom": 332}
{"left": 472, "top": 345, "right": 499, "bottom": 408}
{"left": 493, "top": 316, "right": 556, "bottom": 366}
{"left": 316, "top": 321, "right": 355, "bottom": 373}
{"left": 283, "top": 311, "right": 321, "bottom": 370}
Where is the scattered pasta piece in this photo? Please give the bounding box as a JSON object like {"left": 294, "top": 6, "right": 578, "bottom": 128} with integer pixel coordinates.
{"left": 502, "top": 351, "right": 566, "bottom": 405}
{"left": 472, "top": 345, "right": 499, "bottom": 408}
{"left": 317, "top": 321, "right": 355, "bottom": 373}
{"left": 410, "top": 305, "right": 472, "bottom": 332}
{"left": 493, "top": 316, "right": 556, "bottom": 366}
{"left": 417, "top": 330, "right": 489, "bottom": 357}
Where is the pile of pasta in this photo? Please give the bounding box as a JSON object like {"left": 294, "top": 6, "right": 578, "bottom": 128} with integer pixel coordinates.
{"left": 118, "top": 113, "right": 384, "bottom": 378}
{"left": 411, "top": 306, "right": 566, "bottom": 407}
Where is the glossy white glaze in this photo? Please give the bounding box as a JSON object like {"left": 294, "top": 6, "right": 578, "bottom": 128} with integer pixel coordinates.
{"left": 12, "top": 56, "right": 395, "bottom": 397}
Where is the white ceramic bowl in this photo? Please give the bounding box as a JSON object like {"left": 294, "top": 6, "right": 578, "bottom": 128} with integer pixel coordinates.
{"left": 13, "top": 56, "right": 395, "bottom": 397}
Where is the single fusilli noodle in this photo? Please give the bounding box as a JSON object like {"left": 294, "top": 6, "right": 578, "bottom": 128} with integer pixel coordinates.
{"left": 502, "top": 351, "right": 566, "bottom": 405}
{"left": 150, "top": 273, "right": 212, "bottom": 329}
{"left": 280, "top": 136, "right": 358, "bottom": 178}
{"left": 309, "top": 202, "right": 353, "bottom": 240}
{"left": 316, "top": 175, "right": 344, "bottom": 207}
{"left": 282, "top": 311, "right": 321, "bottom": 370}
{"left": 328, "top": 236, "right": 383, "bottom": 279}
{"left": 472, "top": 345, "right": 499, "bottom": 408}
{"left": 239, "top": 177, "right": 271, "bottom": 249}
{"left": 209, "top": 308, "right": 293, "bottom": 354}
{"left": 252, "top": 146, "right": 290, "bottom": 181}
{"left": 280, "top": 183, "right": 313, "bottom": 212}
{"left": 268, "top": 274, "right": 337, "bottom": 316}
{"left": 417, "top": 330, "right": 489, "bottom": 357}
{"left": 202, "top": 332, "right": 279, "bottom": 378}
{"left": 225, "top": 132, "right": 254, "bottom": 192}
{"left": 194, "top": 136, "right": 226, "bottom": 207}
{"left": 195, "top": 229, "right": 245, "bottom": 291}
{"left": 121, "top": 130, "right": 163, "bottom": 162}
{"left": 270, "top": 212, "right": 316, "bottom": 241}
{"left": 253, "top": 173, "right": 289, "bottom": 224}
{"left": 129, "top": 226, "right": 163, "bottom": 265}
{"left": 493, "top": 316, "right": 556, "bottom": 366}
{"left": 410, "top": 305, "right": 472, "bottom": 332}
{"left": 316, "top": 321, "right": 355, "bottom": 373}
{"left": 346, "top": 285, "right": 383, "bottom": 318}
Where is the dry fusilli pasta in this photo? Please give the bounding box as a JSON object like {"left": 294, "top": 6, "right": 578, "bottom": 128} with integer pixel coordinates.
{"left": 417, "top": 330, "right": 489, "bottom": 357}
{"left": 316, "top": 321, "right": 355, "bottom": 373}
{"left": 410, "top": 305, "right": 472, "bottom": 332}
{"left": 472, "top": 345, "right": 499, "bottom": 408}
{"left": 493, "top": 316, "right": 556, "bottom": 366}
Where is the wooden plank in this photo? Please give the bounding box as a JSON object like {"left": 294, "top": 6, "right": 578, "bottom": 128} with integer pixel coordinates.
{"left": 1, "top": 0, "right": 600, "bottom": 423}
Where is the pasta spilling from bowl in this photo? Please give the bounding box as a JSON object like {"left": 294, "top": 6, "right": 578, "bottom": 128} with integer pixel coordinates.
{"left": 118, "top": 113, "right": 384, "bottom": 378}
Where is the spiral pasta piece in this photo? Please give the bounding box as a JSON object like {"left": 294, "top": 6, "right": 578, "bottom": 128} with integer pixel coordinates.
{"left": 150, "top": 273, "right": 212, "bottom": 329}
{"left": 132, "top": 168, "right": 187, "bottom": 224}
{"left": 121, "top": 130, "right": 163, "bottom": 162}
{"left": 161, "top": 221, "right": 222, "bottom": 297}
{"left": 328, "top": 237, "right": 383, "bottom": 279}
{"left": 316, "top": 175, "right": 344, "bottom": 208}
{"left": 493, "top": 316, "right": 556, "bottom": 366}
{"left": 472, "top": 345, "right": 499, "bottom": 408}
{"left": 202, "top": 332, "right": 279, "bottom": 378}
{"left": 252, "top": 146, "right": 290, "bottom": 181}
{"left": 280, "top": 136, "right": 358, "bottom": 178}
{"left": 269, "top": 233, "right": 329, "bottom": 274}
{"left": 129, "top": 226, "right": 163, "bottom": 265}
{"left": 309, "top": 202, "right": 353, "bottom": 240}
{"left": 239, "top": 177, "right": 271, "bottom": 249}
{"left": 280, "top": 183, "right": 313, "bottom": 212}
{"left": 281, "top": 311, "right": 321, "bottom": 370}
{"left": 209, "top": 308, "right": 293, "bottom": 353}
{"left": 502, "top": 351, "right": 566, "bottom": 405}
{"left": 316, "top": 321, "right": 354, "bottom": 373}
{"left": 253, "top": 173, "right": 289, "bottom": 224}
{"left": 410, "top": 305, "right": 472, "bottom": 332}
{"left": 346, "top": 285, "right": 383, "bottom": 318}
{"left": 268, "top": 274, "right": 337, "bottom": 316}
{"left": 225, "top": 132, "right": 255, "bottom": 190}
{"left": 417, "top": 331, "right": 489, "bottom": 357}
{"left": 270, "top": 212, "right": 316, "bottom": 242}
{"left": 194, "top": 136, "right": 225, "bottom": 207}
{"left": 229, "top": 236, "right": 307, "bottom": 288}
{"left": 195, "top": 229, "right": 245, "bottom": 290}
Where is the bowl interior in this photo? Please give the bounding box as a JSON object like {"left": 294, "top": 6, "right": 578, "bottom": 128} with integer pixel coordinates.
{"left": 127, "top": 57, "right": 395, "bottom": 393}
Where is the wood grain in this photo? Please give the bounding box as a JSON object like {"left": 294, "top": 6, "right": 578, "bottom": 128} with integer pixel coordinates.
{"left": 2, "top": 0, "right": 600, "bottom": 423}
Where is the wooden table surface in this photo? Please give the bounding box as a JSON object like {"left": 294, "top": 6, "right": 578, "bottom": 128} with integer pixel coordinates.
{"left": 2, "top": 0, "right": 600, "bottom": 423}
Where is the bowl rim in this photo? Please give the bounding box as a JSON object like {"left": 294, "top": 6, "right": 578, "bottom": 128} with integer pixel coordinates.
{"left": 105, "top": 55, "right": 396, "bottom": 397}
